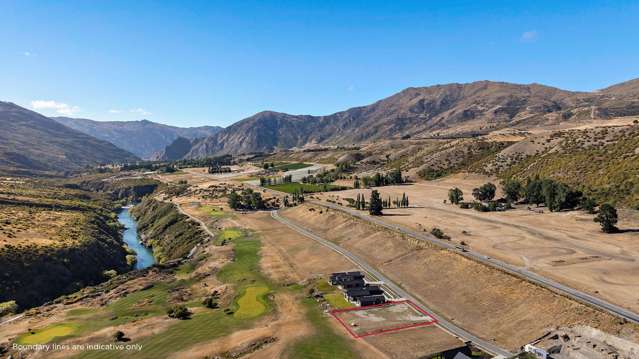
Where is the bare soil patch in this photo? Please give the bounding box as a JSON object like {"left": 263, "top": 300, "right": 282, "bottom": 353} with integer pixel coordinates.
{"left": 282, "top": 203, "right": 639, "bottom": 351}
{"left": 317, "top": 173, "right": 639, "bottom": 313}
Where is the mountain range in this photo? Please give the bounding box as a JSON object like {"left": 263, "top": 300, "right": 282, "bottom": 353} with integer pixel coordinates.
{"left": 2, "top": 77, "right": 639, "bottom": 175}
{"left": 0, "top": 102, "right": 138, "bottom": 175}
{"left": 52, "top": 117, "right": 222, "bottom": 159}
{"left": 179, "top": 78, "right": 639, "bottom": 159}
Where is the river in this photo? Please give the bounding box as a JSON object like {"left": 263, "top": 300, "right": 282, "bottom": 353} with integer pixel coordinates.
{"left": 117, "top": 207, "right": 156, "bottom": 269}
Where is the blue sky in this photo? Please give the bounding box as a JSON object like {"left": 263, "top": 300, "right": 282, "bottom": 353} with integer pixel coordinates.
{"left": 1, "top": 1, "right": 638, "bottom": 127}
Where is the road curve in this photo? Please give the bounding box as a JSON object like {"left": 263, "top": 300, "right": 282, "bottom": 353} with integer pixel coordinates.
{"left": 271, "top": 210, "right": 514, "bottom": 357}
{"left": 313, "top": 200, "right": 639, "bottom": 325}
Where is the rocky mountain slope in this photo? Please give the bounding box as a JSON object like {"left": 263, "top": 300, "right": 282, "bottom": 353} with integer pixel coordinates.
{"left": 0, "top": 102, "right": 138, "bottom": 175}
{"left": 152, "top": 136, "right": 195, "bottom": 161}
{"left": 185, "top": 79, "right": 639, "bottom": 158}
{"left": 53, "top": 117, "right": 222, "bottom": 159}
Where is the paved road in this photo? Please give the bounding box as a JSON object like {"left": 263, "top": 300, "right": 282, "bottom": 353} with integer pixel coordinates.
{"left": 314, "top": 200, "right": 639, "bottom": 325}
{"left": 271, "top": 210, "right": 514, "bottom": 357}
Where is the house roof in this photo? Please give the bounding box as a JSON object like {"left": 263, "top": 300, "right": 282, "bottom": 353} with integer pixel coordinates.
{"left": 357, "top": 295, "right": 385, "bottom": 303}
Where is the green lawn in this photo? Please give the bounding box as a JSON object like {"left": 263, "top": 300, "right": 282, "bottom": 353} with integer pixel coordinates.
{"left": 235, "top": 286, "right": 270, "bottom": 319}
{"left": 218, "top": 228, "right": 242, "bottom": 241}
{"left": 284, "top": 298, "right": 358, "bottom": 359}
{"left": 17, "top": 323, "right": 79, "bottom": 344}
{"left": 199, "top": 205, "right": 228, "bottom": 218}
{"left": 266, "top": 182, "right": 348, "bottom": 194}
{"left": 75, "top": 234, "right": 273, "bottom": 359}
{"left": 324, "top": 293, "right": 352, "bottom": 309}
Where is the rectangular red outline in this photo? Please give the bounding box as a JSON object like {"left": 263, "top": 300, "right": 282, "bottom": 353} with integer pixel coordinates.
{"left": 329, "top": 299, "right": 437, "bottom": 338}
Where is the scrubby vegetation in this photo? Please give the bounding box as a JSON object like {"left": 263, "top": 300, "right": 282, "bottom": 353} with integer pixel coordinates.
{"left": 227, "top": 188, "right": 266, "bottom": 210}
{"left": 131, "top": 198, "right": 206, "bottom": 262}
{"left": 359, "top": 168, "right": 407, "bottom": 188}
{"left": 266, "top": 182, "right": 347, "bottom": 194}
{"left": 0, "top": 179, "right": 131, "bottom": 309}
{"left": 416, "top": 140, "right": 512, "bottom": 180}
{"left": 497, "top": 126, "right": 639, "bottom": 208}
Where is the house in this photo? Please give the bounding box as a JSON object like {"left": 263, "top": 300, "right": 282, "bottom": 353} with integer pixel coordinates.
{"left": 329, "top": 271, "right": 364, "bottom": 286}
{"left": 340, "top": 278, "right": 365, "bottom": 289}
{"left": 345, "top": 285, "right": 384, "bottom": 302}
{"left": 357, "top": 295, "right": 386, "bottom": 306}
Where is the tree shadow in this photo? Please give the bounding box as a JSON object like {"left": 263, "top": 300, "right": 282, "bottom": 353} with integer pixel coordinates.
{"left": 615, "top": 228, "right": 639, "bottom": 234}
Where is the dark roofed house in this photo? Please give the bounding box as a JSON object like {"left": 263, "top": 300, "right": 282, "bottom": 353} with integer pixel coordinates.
{"left": 341, "top": 278, "right": 365, "bottom": 289}
{"left": 345, "top": 285, "right": 384, "bottom": 302}
{"left": 357, "top": 295, "right": 386, "bottom": 306}
{"left": 329, "top": 271, "right": 364, "bottom": 286}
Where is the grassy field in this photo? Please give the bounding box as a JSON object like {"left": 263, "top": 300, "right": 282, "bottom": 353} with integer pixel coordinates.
{"left": 284, "top": 298, "right": 358, "bottom": 359}
{"left": 175, "top": 261, "right": 196, "bottom": 278}
{"left": 75, "top": 232, "right": 272, "bottom": 359}
{"left": 324, "top": 293, "right": 352, "bottom": 309}
{"left": 266, "top": 182, "right": 348, "bottom": 194}
{"left": 17, "top": 323, "right": 79, "bottom": 345}
{"left": 199, "top": 205, "right": 228, "bottom": 218}
{"left": 214, "top": 227, "right": 243, "bottom": 246}
{"left": 235, "top": 286, "right": 269, "bottom": 319}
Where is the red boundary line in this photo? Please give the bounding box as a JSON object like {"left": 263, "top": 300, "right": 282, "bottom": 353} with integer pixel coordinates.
{"left": 329, "top": 300, "right": 437, "bottom": 338}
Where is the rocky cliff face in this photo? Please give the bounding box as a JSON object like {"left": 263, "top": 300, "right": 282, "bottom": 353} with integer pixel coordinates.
{"left": 152, "top": 137, "right": 195, "bottom": 161}
{"left": 184, "top": 79, "right": 639, "bottom": 158}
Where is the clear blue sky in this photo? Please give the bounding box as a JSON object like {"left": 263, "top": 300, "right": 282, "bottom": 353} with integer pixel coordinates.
{"left": 1, "top": 1, "right": 638, "bottom": 127}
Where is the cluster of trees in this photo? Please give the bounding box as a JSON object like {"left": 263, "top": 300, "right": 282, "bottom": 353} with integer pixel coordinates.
{"left": 472, "top": 183, "right": 497, "bottom": 202}
{"left": 466, "top": 178, "right": 589, "bottom": 213}
{"left": 120, "top": 155, "right": 233, "bottom": 172}
{"left": 227, "top": 189, "right": 265, "bottom": 210}
{"left": 262, "top": 162, "right": 276, "bottom": 170}
{"left": 417, "top": 167, "right": 448, "bottom": 180}
{"left": 522, "top": 177, "right": 585, "bottom": 212}
{"left": 167, "top": 305, "right": 192, "bottom": 320}
{"left": 176, "top": 155, "right": 232, "bottom": 168}
{"left": 354, "top": 168, "right": 406, "bottom": 188}
{"left": 354, "top": 193, "right": 367, "bottom": 210}
{"left": 259, "top": 174, "right": 292, "bottom": 186}
{"left": 283, "top": 189, "right": 305, "bottom": 207}
{"left": 447, "top": 176, "right": 620, "bottom": 233}
{"left": 385, "top": 193, "right": 409, "bottom": 208}
{"left": 353, "top": 191, "right": 409, "bottom": 212}
{"left": 208, "top": 164, "right": 231, "bottom": 174}
{"left": 302, "top": 171, "right": 342, "bottom": 184}
{"left": 302, "top": 165, "right": 352, "bottom": 185}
